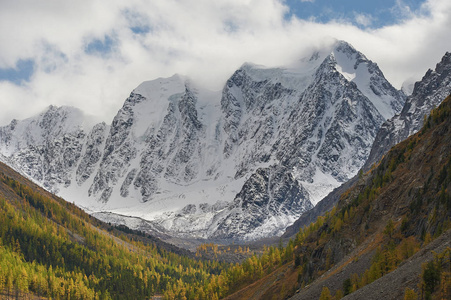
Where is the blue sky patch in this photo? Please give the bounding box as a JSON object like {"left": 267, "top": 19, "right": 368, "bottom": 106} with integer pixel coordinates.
{"left": 123, "top": 9, "right": 151, "bottom": 35}
{"left": 85, "top": 35, "right": 116, "bottom": 56}
{"left": 131, "top": 25, "right": 151, "bottom": 35}
{"left": 285, "top": 0, "right": 426, "bottom": 28}
{"left": 0, "top": 59, "right": 35, "bottom": 85}
{"left": 131, "top": 26, "right": 147, "bottom": 35}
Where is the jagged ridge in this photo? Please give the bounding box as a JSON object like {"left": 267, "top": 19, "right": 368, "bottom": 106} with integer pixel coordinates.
{"left": 364, "top": 52, "right": 451, "bottom": 170}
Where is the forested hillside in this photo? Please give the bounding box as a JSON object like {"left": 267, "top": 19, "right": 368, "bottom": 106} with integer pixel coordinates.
{"left": 0, "top": 161, "right": 235, "bottom": 299}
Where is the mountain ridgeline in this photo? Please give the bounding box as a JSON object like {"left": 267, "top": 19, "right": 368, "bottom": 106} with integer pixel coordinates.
{"left": 0, "top": 41, "right": 406, "bottom": 242}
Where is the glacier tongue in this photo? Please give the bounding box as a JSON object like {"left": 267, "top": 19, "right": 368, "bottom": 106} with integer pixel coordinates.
{"left": 0, "top": 41, "right": 406, "bottom": 242}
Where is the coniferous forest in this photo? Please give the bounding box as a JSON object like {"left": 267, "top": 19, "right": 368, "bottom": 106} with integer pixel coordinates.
{"left": 0, "top": 169, "right": 231, "bottom": 299}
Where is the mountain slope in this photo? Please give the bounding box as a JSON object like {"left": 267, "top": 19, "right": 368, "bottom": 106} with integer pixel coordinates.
{"left": 224, "top": 94, "right": 451, "bottom": 299}
{"left": 0, "top": 41, "right": 405, "bottom": 242}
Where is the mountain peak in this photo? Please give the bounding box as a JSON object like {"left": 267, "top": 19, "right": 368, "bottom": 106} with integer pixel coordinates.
{"left": 39, "top": 104, "right": 99, "bottom": 133}
{"left": 133, "top": 74, "right": 187, "bottom": 99}
{"left": 409, "top": 51, "right": 451, "bottom": 106}
{"left": 326, "top": 41, "right": 406, "bottom": 119}
{"left": 333, "top": 40, "right": 359, "bottom": 55}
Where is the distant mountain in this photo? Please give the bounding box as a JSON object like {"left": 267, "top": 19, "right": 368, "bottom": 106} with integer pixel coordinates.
{"left": 0, "top": 41, "right": 405, "bottom": 242}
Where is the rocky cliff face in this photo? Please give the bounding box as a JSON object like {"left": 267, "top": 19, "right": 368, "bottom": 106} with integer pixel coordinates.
{"left": 210, "top": 166, "right": 312, "bottom": 240}
{"left": 0, "top": 41, "right": 406, "bottom": 241}
{"left": 364, "top": 52, "right": 451, "bottom": 170}
{"left": 0, "top": 105, "right": 104, "bottom": 192}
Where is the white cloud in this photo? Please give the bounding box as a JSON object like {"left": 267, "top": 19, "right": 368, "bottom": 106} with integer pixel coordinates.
{"left": 391, "top": 0, "right": 416, "bottom": 19}
{"left": 0, "top": 0, "right": 450, "bottom": 125}
{"left": 354, "top": 13, "right": 374, "bottom": 27}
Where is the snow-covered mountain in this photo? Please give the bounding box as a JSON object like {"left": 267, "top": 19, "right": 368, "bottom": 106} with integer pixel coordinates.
{"left": 0, "top": 105, "right": 105, "bottom": 191}
{"left": 364, "top": 52, "right": 451, "bottom": 170}
{"left": 0, "top": 41, "right": 406, "bottom": 241}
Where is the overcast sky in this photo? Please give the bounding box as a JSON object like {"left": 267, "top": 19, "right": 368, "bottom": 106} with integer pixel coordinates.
{"left": 0, "top": 0, "right": 450, "bottom": 125}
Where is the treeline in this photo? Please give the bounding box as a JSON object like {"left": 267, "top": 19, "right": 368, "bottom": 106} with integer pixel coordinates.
{"left": 403, "top": 247, "right": 451, "bottom": 300}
